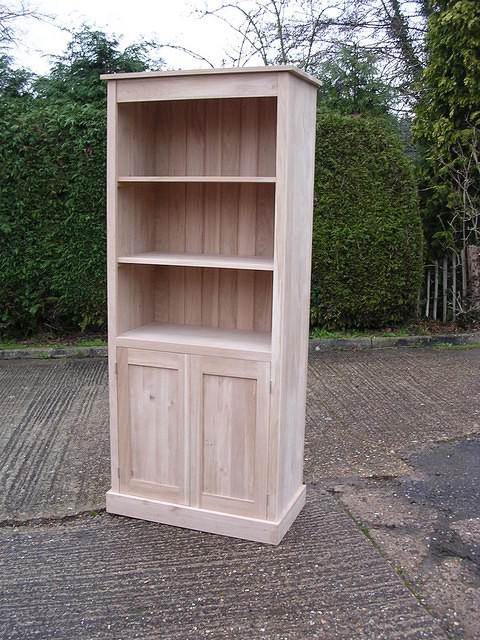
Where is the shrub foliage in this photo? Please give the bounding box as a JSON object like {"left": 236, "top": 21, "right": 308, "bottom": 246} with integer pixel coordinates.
{"left": 311, "top": 113, "right": 423, "bottom": 329}
{"left": 0, "top": 29, "right": 159, "bottom": 337}
{"left": 0, "top": 30, "right": 424, "bottom": 336}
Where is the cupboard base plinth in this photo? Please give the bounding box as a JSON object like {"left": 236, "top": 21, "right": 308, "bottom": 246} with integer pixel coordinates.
{"left": 106, "top": 485, "right": 306, "bottom": 545}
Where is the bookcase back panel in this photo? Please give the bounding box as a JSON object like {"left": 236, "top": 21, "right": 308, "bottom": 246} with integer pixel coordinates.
{"left": 117, "top": 183, "right": 275, "bottom": 258}
{"left": 117, "top": 97, "right": 277, "bottom": 177}
{"left": 117, "top": 265, "right": 272, "bottom": 333}
{"left": 117, "top": 264, "right": 155, "bottom": 334}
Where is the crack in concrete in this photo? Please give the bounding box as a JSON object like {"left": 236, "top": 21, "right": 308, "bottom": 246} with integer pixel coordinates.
{"left": 0, "top": 508, "right": 107, "bottom": 529}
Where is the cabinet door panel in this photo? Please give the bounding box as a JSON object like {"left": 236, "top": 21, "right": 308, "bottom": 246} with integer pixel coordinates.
{"left": 117, "top": 348, "right": 186, "bottom": 503}
{"left": 190, "top": 356, "right": 269, "bottom": 518}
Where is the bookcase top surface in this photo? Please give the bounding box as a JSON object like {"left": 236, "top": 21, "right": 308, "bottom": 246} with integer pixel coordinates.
{"left": 100, "top": 65, "right": 321, "bottom": 88}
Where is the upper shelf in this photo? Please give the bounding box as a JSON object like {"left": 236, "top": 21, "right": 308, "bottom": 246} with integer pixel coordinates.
{"left": 118, "top": 176, "right": 276, "bottom": 184}
{"left": 117, "top": 252, "right": 274, "bottom": 271}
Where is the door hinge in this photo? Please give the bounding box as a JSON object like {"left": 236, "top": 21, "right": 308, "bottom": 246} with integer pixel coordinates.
{"left": 117, "top": 467, "right": 120, "bottom": 480}
{"left": 266, "top": 494, "right": 270, "bottom": 508}
{"left": 115, "top": 362, "right": 118, "bottom": 376}
{"left": 269, "top": 379, "right": 272, "bottom": 394}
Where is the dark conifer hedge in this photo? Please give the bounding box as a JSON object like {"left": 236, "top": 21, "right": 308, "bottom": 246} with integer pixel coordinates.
{"left": 311, "top": 113, "right": 423, "bottom": 329}
{"left": 0, "top": 45, "right": 424, "bottom": 337}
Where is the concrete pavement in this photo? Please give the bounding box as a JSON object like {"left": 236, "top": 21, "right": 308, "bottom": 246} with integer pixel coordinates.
{"left": 1, "top": 347, "right": 479, "bottom": 638}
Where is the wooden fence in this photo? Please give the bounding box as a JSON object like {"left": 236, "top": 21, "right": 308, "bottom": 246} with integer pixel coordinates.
{"left": 422, "top": 246, "right": 480, "bottom": 322}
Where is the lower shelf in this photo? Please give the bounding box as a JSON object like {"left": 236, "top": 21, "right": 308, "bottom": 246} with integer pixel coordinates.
{"left": 106, "top": 485, "right": 306, "bottom": 545}
{"left": 116, "top": 322, "right": 271, "bottom": 360}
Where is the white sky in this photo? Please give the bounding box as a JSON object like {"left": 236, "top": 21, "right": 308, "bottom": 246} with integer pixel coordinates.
{"left": 8, "top": 0, "right": 241, "bottom": 75}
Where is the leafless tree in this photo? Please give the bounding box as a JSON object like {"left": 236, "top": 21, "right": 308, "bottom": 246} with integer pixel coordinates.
{"left": 197, "top": 0, "right": 428, "bottom": 106}
{"left": 0, "top": 1, "right": 39, "bottom": 47}
{"left": 442, "top": 127, "right": 480, "bottom": 309}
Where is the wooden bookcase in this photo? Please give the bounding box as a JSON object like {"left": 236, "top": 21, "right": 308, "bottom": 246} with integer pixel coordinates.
{"left": 102, "top": 67, "right": 319, "bottom": 544}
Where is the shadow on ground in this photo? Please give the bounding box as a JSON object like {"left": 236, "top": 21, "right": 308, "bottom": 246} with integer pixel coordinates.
{"left": 327, "top": 437, "right": 480, "bottom": 640}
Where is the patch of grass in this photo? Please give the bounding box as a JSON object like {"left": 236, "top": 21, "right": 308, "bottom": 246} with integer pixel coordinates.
{"left": 0, "top": 341, "right": 30, "bottom": 350}
{"left": 434, "top": 342, "right": 480, "bottom": 351}
{"left": 395, "top": 567, "right": 425, "bottom": 606}
{"left": 356, "top": 522, "right": 381, "bottom": 549}
{"left": 356, "top": 522, "right": 425, "bottom": 606}
{"left": 309, "top": 327, "right": 347, "bottom": 339}
{"left": 72, "top": 338, "right": 107, "bottom": 348}
{"left": 310, "top": 326, "right": 418, "bottom": 340}
{"left": 309, "top": 319, "right": 479, "bottom": 340}
{"left": 0, "top": 337, "right": 107, "bottom": 350}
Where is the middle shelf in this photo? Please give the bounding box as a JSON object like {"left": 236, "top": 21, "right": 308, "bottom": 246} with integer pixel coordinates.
{"left": 118, "top": 176, "right": 277, "bottom": 184}
{"left": 117, "top": 252, "right": 274, "bottom": 271}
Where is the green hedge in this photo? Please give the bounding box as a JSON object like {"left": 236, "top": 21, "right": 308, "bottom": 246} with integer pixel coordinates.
{"left": 311, "top": 113, "right": 423, "bottom": 329}
{"left": 0, "top": 101, "right": 424, "bottom": 337}
{"left": 0, "top": 97, "right": 107, "bottom": 336}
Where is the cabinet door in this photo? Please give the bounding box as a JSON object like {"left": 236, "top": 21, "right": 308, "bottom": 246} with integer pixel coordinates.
{"left": 190, "top": 356, "right": 270, "bottom": 518}
{"left": 117, "top": 348, "right": 186, "bottom": 504}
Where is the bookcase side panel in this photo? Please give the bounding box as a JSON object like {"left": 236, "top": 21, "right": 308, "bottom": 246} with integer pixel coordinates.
{"left": 107, "top": 80, "right": 120, "bottom": 491}
{"left": 270, "top": 74, "right": 317, "bottom": 517}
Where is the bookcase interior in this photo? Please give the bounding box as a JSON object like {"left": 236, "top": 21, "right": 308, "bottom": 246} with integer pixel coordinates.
{"left": 104, "top": 67, "right": 319, "bottom": 544}
{"left": 117, "top": 264, "right": 273, "bottom": 335}
{"left": 117, "top": 182, "right": 275, "bottom": 259}
{"left": 117, "top": 97, "right": 277, "bottom": 177}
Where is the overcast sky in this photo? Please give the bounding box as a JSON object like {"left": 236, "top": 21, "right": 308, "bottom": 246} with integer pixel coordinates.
{"left": 9, "top": 0, "right": 239, "bottom": 75}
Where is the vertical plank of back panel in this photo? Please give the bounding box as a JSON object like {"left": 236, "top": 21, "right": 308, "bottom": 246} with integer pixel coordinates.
{"left": 255, "top": 184, "right": 275, "bottom": 258}
{"left": 239, "top": 98, "right": 259, "bottom": 176}
{"left": 116, "top": 102, "right": 130, "bottom": 176}
{"left": 218, "top": 270, "right": 238, "bottom": 330}
{"left": 218, "top": 130, "right": 239, "bottom": 328}
{"left": 221, "top": 98, "right": 241, "bottom": 176}
{"left": 167, "top": 183, "right": 186, "bottom": 324}
{"left": 118, "top": 185, "right": 157, "bottom": 255}
{"left": 154, "top": 265, "right": 169, "bottom": 323}
{"left": 144, "top": 103, "right": 157, "bottom": 175}
{"left": 168, "top": 101, "right": 187, "bottom": 176}
{"left": 202, "top": 268, "right": 220, "bottom": 329}
{"left": 155, "top": 102, "right": 169, "bottom": 175}
{"left": 219, "top": 183, "right": 238, "bottom": 329}
{"left": 202, "top": 185, "right": 220, "bottom": 327}
{"left": 203, "top": 184, "right": 221, "bottom": 255}
{"left": 237, "top": 99, "right": 259, "bottom": 328}
{"left": 185, "top": 184, "right": 204, "bottom": 325}
{"left": 168, "top": 266, "right": 185, "bottom": 324}
{"left": 258, "top": 98, "right": 277, "bottom": 177}
{"left": 118, "top": 264, "right": 155, "bottom": 334}
{"left": 154, "top": 184, "right": 169, "bottom": 253}
{"left": 185, "top": 102, "right": 206, "bottom": 324}
{"left": 237, "top": 185, "right": 256, "bottom": 330}
{"left": 253, "top": 271, "right": 273, "bottom": 332}
{"left": 205, "top": 100, "right": 221, "bottom": 176}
